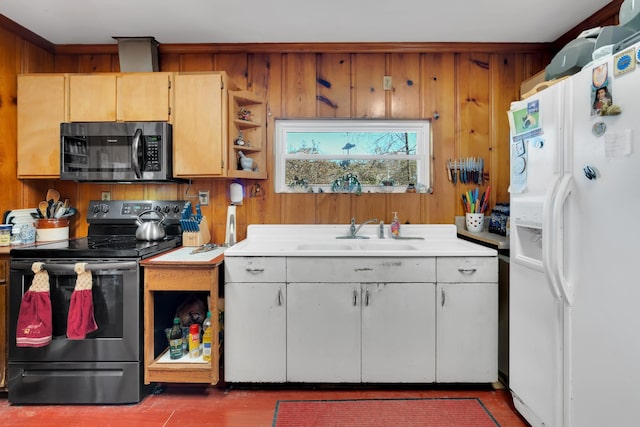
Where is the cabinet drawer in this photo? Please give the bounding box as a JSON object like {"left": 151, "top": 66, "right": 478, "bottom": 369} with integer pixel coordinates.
{"left": 287, "top": 257, "right": 435, "bottom": 283}
{"left": 437, "top": 257, "right": 497, "bottom": 283}
{"left": 224, "top": 257, "right": 286, "bottom": 282}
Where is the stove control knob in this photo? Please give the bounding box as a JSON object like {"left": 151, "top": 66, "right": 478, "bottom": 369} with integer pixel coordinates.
{"left": 163, "top": 206, "right": 171, "bottom": 214}
{"left": 101, "top": 204, "right": 110, "bottom": 214}
{"left": 92, "top": 205, "right": 101, "bottom": 214}
{"left": 154, "top": 206, "right": 162, "bottom": 212}
{"left": 173, "top": 205, "right": 181, "bottom": 213}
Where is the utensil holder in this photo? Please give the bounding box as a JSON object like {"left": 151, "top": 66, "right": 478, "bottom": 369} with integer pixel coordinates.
{"left": 465, "top": 213, "right": 485, "bottom": 233}
{"left": 182, "top": 216, "right": 211, "bottom": 246}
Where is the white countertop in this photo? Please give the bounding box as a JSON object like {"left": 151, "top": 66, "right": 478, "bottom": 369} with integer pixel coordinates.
{"left": 224, "top": 224, "right": 497, "bottom": 257}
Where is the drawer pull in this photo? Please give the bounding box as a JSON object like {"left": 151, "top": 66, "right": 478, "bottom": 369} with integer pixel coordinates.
{"left": 354, "top": 267, "right": 373, "bottom": 272}
{"left": 245, "top": 268, "right": 265, "bottom": 273}
{"left": 277, "top": 288, "right": 283, "bottom": 306}
{"left": 365, "top": 288, "right": 370, "bottom": 306}
{"left": 353, "top": 289, "right": 358, "bottom": 306}
{"left": 457, "top": 267, "right": 477, "bottom": 274}
{"left": 441, "top": 288, "right": 446, "bottom": 307}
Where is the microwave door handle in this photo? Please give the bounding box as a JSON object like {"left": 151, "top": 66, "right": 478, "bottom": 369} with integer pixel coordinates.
{"left": 131, "top": 128, "right": 143, "bottom": 179}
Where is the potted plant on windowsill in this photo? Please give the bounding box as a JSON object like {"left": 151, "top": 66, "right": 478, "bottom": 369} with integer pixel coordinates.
{"left": 379, "top": 178, "right": 395, "bottom": 193}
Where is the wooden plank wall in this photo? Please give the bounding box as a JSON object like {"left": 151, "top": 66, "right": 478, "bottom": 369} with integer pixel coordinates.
{"left": 2, "top": 2, "right": 622, "bottom": 241}
{"left": 1, "top": 44, "right": 548, "bottom": 242}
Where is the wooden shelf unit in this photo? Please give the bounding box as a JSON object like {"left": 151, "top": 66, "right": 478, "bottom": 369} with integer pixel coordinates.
{"left": 141, "top": 255, "right": 223, "bottom": 385}
{"left": 227, "top": 90, "right": 267, "bottom": 179}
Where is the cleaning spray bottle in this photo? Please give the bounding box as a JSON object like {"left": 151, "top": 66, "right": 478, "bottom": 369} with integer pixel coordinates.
{"left": 390, "top": 212, "right": 400, "bottom": 238}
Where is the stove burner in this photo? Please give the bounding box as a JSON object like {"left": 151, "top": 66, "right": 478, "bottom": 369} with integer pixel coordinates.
{"left": 88, "top": 236, "right": 141, "bottom": 250}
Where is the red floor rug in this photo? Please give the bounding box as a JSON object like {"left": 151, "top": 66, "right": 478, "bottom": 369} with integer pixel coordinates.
{"left": 273, "top": 397, "right": 500, "bottom": 426}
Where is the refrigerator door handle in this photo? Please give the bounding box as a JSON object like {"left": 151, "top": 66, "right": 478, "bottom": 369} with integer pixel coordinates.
{"left": 552, "top": 174, "right": 574, "bottom": 306}
{"left": 542, "top": 182, "right": 562, "bottom": 301}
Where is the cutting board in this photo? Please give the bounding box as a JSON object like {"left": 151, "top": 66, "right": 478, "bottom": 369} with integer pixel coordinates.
{"left": 148, "top": 246, "right": 225, "bottom": 263}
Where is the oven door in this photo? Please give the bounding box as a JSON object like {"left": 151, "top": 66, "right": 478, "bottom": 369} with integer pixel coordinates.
{"left": 9, "top": 259, "right": 141, "bottom": 363}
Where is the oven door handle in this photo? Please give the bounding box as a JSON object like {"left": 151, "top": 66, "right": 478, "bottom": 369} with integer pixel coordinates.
{"left": 11, "top": 261, "right": 138, "bottom": 273}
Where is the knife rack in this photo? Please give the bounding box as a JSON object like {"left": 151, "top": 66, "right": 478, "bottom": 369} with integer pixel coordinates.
{"left": 182, "top": 216, "right": 211, "bottom": 246}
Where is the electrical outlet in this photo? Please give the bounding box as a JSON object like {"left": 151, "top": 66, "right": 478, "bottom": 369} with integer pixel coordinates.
{"left": 101, "top": 191, "right": 111, "bottom": 201}
{"left": 383, "top": 75, "right": 393, "bottom": 90}
{"left": 198, "top": 191, "right": 209, "bottom": 206}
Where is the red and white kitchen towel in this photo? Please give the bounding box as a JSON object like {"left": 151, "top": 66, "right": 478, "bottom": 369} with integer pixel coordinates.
{"left": 67, "top": 262, "right": 98, "bottom": 339}
{"left": 16, "top": 262, "right": 98, "bottom": 347}
{"left": 16, "top": 262, "right": 53, "bottom": 347}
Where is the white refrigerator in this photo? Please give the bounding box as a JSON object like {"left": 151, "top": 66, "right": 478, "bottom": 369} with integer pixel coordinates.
{"left": 508, "top": 41, "right": 640, "bottom": 427}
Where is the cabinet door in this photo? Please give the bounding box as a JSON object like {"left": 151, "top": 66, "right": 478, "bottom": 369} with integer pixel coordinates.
{"left": 436, "top": 282, "right": 498, "bottom": 382}
{"left": 69, "top": 73, "right": 171, "bottom": 122}
{"left": 17, "top": 75, "right": 66, "bottom": 178}
{"left": 173, "top": 73, "right": 224, "bottom": 177}
{"left": 287, "top": 283, "right": 360, "bottom": 382}
{"left": 116, "top": 73, "right": 171, "bottom": 121}
{"left": 361, "top": 283, "right": 436, "bottom": 382}
{"left": 224, "top": 282, "right": 286, "bottom": 382}
{"left": 69, "top": 74, "right": 117, "bottom": 121}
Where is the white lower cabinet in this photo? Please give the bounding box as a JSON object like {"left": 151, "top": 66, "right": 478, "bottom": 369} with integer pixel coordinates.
{"left": 436, "top": 282, "right": 497, "bottom": 382}
{"left": 287, "top": 281, "right": 436, "bottom": 383}
{"left": 287, "top": 283, "right": 361, "bottom": 382}
{"left": 224, "top": 255, "right": 497, "bottom": 384}
{"left": 224, "top": 282, "right": 286, "bottom": 382}
{"left": 435, "top": 257, "right": 498, "bottom": 383}
{"left": 361, "top": 282, "right": 436, "bottom": 382}
{"left": 224, "top": 257, "right": 287, "bottom": 382}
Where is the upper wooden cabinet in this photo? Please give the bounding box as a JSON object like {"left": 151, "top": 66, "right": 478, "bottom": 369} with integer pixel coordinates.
{"left": 172, "top": 72, "right": 267, "bottom": 179}
{"left": 172, "top": 72, "right": 228, "bottom": 177}
{"left": 17, "top": 74, "right": 66, "bottom": 179}
{"left": 68, "top": 73, "right": 171, "bottom": 122}
{"left": 17, "top": 71, "right": 266, "bottom": 179}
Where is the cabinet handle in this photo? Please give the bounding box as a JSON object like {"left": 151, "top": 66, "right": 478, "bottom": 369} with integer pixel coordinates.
{"left": 353, "top": 289, "right": 358, "bottom": 306}
{"left": 354, "top": 267, "right": 373, "bottom": 272}
{"left": 457, "top": 267, "right": 477, "bottom": 274}
{"left": 365, "top": 288, "right": 370, "bottom": 306}
{"left": 245, "top": 268, "right": 265, "bottom": 273}
{"left": 441, "top": 288, "right": 446, "bottom": 307}
{"left": 277, "top": 288, "right": 283, "bottom": 306}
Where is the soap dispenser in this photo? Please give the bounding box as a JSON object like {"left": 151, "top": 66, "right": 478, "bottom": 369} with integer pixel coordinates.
{"left": 390, "top": 212, "right": 400, "bottom": 238}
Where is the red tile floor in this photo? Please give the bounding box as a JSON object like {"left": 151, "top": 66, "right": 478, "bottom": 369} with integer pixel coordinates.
{"left": 0, "top": 382, "right": 529, "bottom": 427}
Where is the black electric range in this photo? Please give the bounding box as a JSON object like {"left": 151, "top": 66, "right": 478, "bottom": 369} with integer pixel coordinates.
{"left": 7, "top": 199, "right": 191, "bottom": 405}
{"left": 10, "top": 199, "right": 190, "bottom": 259}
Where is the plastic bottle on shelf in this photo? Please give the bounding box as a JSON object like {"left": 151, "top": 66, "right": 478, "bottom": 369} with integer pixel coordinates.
{"left": 390, "top": 211, "right": 401, "bottom": 238}
{"left": 188, "top": 323, "right": 201, "bottom": 358}
{"left": 202, "top": 311, "right": 212, "bottom": 362}
{"left": 169, "top": 317, "right": 183, "bottom": 360}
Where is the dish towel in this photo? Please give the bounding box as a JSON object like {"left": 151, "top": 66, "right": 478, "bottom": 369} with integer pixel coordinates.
{"left": 16, "top": 262, "right": 53, "bottom": 347}
{"left": 67, "top": 262, "right": 98, "bottom": 339}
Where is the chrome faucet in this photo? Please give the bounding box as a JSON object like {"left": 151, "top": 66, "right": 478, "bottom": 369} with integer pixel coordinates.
{"left": 378, "top": 221, "right": 385, "bottom": 239}
{"left": 339, "top": 217, "right": 378, "bottom": 239}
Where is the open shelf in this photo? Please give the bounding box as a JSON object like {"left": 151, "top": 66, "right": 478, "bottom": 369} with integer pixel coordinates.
{"left": 228, "top": 90, "right": 267, "bottom": 179}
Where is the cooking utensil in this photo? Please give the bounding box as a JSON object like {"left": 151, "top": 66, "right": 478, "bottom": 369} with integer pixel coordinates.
{"left": 135, "top": 210, "right": 166, "bottom": 241}
{"left": 39, "top": 201, "right": 49, "bottom": 218}
{"left": 53, "top": 201, "right": 66, "bottom": 218}
{"left": 46, "top": 188, "right": 60, "bottom": 204}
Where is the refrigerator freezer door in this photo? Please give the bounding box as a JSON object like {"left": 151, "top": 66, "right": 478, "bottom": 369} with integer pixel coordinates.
{"left": 509, "top": 80, "right": 567, "bottom": 427}
{"left": 564, "top": 52, "right": 640, "bottom": 427}
{"left": 509, "top": 263, "right": 564, "bottom": 427}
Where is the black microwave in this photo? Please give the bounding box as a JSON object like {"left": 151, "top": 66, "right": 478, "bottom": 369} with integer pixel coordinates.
{"left": 60, "top": 121, "right": 181, "bottom": 183}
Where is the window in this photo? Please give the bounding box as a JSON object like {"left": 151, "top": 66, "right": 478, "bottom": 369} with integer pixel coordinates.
{"left": 274, "top": 119, "right": 431, "bottom": 193}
